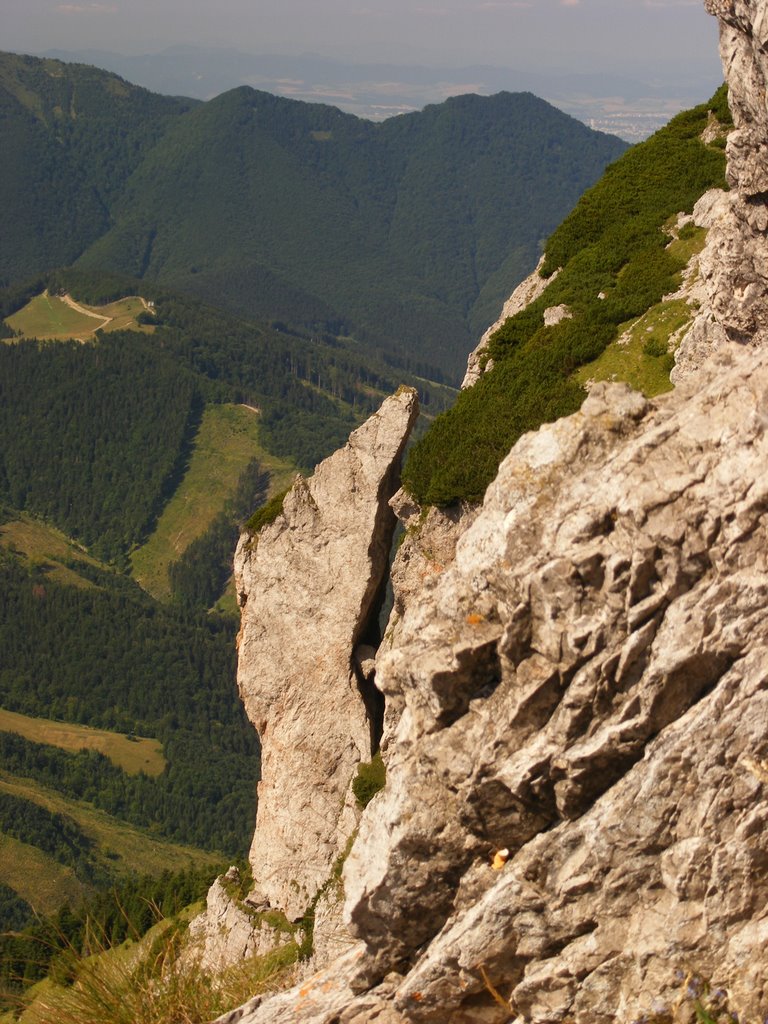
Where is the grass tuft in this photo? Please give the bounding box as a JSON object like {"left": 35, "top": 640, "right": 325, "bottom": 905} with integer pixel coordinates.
{"left": 22, "top": 915, "right": 299, "bottom": 1024}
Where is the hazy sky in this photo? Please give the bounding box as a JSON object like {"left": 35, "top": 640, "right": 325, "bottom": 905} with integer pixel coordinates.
{"left": 3, "top": 0, "right": 722, "bottom": 84}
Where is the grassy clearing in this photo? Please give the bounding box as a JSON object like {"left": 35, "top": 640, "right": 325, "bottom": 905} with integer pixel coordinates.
{"left": 0, "top": 834, "right": 87, "bottom": 918}
{"left": 5, "top": 293, "right": 152, "bottom": 342}
{"left": 0, "top": 514, "right": 105, "bottom": 589}
{"left": 131, "top": 404, "right": 297, "bottom": 601}
{"left": 666, "top": 224, "right": 708, "bottom": 266}
{"left": 5, "top": 293, "right": 101, "bottom": 340}
{"left": 212, "top": 578, "right": 239, "bottom": 617}
{"left": 0, "top": 773, "right": 213, "bottom": 884}
{"left": 0, "top": 710, "right": 165, "bottom": 777}
{"left": 574, "top": 298, "right": 692, "bottom": 398}
{"left": 98, "top": 296, "right": 152, "bottom": 334}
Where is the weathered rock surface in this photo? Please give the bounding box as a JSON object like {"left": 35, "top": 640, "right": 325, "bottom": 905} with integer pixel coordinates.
{"left": 234, "top": 387, "right": 418, "bottom": 922}
{"left": 230, "top": 344, "right": 768, "bottom": 1024}
{"left": 216, "top": 5, "right": 768, "bottom": 1021}
{"left": 542, "top": 303, "right": 572, "bottom": 327}
{"left": 187, "top": 871, "right": 298, "bottom": 973}
{"left": 674, "top": 0, "right": 768, "bottom": 379}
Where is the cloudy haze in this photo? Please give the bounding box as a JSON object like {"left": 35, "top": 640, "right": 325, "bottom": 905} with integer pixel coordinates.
{"left": 4, "top": 0, "right": 721, "bottom": 83}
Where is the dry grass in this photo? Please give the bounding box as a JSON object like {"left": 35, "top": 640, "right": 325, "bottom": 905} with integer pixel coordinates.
{"left": 0, "top": 709, "right": 165, "bottom": 777}
{"left": 131, "top": 404, "right": 296, "bottom": 601}
{"left": 18, "top": 917, "right": 300, "bottom": 1024}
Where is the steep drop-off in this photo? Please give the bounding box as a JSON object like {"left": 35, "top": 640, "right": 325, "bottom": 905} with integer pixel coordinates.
{"left": 212, "top": 3, "right": 768, "bottom": 1022}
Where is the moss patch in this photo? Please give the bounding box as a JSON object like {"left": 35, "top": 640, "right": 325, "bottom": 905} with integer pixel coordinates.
{"left": 352, "top": 751, "right": 386, "bottom": 809}
{"left": 245, "top": 488, "right": 289, "bottom": 536}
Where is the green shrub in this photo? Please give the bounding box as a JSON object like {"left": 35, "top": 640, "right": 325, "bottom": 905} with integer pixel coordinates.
{"left": 402, "top": 86, "right": 730, "bottom": 507}
{"left": 245, "top": 488, "right": 289, "bottom": 535}
{"left": 643, "top": 337, "right": 669, "bottom": 357}
{"left": 677, "top": 221, "right": 699, "bottom": 241}
{"left": 352, "top": 751, "right": 386, "bottom": 808}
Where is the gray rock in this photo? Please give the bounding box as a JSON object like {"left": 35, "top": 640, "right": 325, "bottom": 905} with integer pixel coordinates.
{"left": 675, "top": 0, "right": 768, "bottom": 378}
{"left": 227, "top": 347, "right": 768, "bottom": 1023}
{"left": 214, "top": 5, "right": 768, "bottom": 1021}
{"left": 187, "top": 873, "right": 298, "bottom": 973}
{"left": 462, "top": 257, "right": 556, "bottom": 389}
{"left": 234, "top": 388, "right": 418, "bottom": 922}
{"left": 542, "top": 303, "right": 572, "bottom": 327}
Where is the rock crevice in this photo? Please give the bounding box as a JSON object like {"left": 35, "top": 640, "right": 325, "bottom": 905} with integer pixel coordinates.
{"left": 233, "top": 387, "right": 418, "bottom": 922}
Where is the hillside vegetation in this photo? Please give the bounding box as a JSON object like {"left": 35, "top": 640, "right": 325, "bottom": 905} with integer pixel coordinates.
{"left": 0, "top": 53, "right": 195, "bottom": 284}
{"left": 131, "top": 404, "right": 295, "bottom": 603}
{"left": 0, "top": 51, "right": 627, "bottom": 382}
{"left": 0, "top": 271, "right": 453, "bottom": 566}
{"left": 0, "top": 545, "right": 258, "bottom": 856}
{"left": 403, "top": 86, "right": 731, "bottom": 505}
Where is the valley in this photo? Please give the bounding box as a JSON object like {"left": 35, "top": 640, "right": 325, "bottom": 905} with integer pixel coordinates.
{"left": 0, "top": 32, "right": 751, "bottom": 1024}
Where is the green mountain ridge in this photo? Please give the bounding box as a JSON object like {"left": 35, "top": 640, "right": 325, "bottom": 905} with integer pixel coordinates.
{"left": 0, "top": 51, "right": 628, "bottom": 381}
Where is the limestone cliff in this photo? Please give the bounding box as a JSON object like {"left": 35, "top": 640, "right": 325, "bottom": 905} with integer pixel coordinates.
{"left": 219, "top": 344, "right": 768, "bottom": 1024}
{"left": 232, "top": 387, "right": 418, "bottom": 922}
{"left": 213, "top": 3, "right": 768, "bottom": 1021}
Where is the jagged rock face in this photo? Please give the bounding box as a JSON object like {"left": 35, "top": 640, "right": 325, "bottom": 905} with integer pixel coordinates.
{"left": 675, "top": 0, "right": 768, "bottom": 377}
{"left": 226, "top": 347, "right": 768, "bottom": 1024}
{"left": 234, "top": 388, "right": 418, "bottom": 921}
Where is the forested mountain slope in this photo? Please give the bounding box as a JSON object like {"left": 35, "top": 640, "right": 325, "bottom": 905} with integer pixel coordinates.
{"left": 0, "top": 51, "right": 627, "bottom": 381}
{"left": 0, "top": 270, "right": 453, "bottom": 566}
{"left": 0, "top": 53, "right": 195, "bottom": 283}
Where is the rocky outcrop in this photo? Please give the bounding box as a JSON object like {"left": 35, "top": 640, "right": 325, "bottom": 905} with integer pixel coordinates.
{"left": 215, "top": 5, "right": 768, "bottom": 1021}
{"left": 462, "top": 257, "right": 557, "bottom": 388}
{"left": 226, "top": 343, "right": 768, "bottom": 1024}
{"left": 188, "top": 870, "right": 299, "bottom": 973}
{"left": 233, "top": 387, "right": 418, "bottom": 922}
{"left": 673, "top": 0, "right": 768, "bottom": 379}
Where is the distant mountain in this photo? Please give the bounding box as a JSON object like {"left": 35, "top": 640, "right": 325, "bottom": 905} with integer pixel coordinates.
{"left": 39, "top": 46, "right": 720, "bottom": 137}
{"left": 0, "top": 52, "right": 196, "bottom": 283}
{"left": 0, "top": 52, "right": 627, "bottom": 381}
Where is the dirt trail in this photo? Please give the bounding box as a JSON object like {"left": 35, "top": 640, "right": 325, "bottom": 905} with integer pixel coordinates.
{"left": 59, "top": 292, "right": 112, "bottom": 331}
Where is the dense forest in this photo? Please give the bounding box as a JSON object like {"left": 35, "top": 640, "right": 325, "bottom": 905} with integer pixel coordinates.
{"left": 0, "top": 548, "right": 258, "bottom": 854}
{"left": 402, "top": 87, "right": 732, "bottom": 504}
{"left": 0, "top": 335, "right": 201, "bottom": 563}
{"left": 0, "top": 53, "right": 195, "bottom": 284}
{"left": 0, "top": 270, "right": 453, "bottom": 563}
{"left": 0, "top": 51, "right": 627, "bottom": 381}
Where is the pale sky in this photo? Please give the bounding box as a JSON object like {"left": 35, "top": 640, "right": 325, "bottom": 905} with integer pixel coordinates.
{"left": 2, "top": 0, "right": 722, "bottom": 86}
